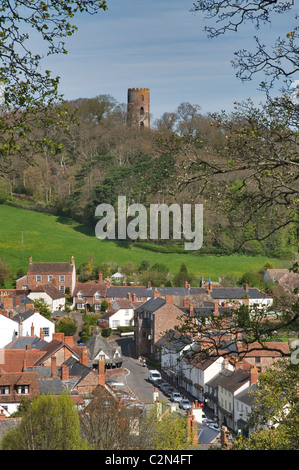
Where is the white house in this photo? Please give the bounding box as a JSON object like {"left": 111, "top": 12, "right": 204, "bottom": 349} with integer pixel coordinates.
{"left": 234, "top": 383, "right": 257, "bottom": 436}
{"left": 14, "top": 310, "right": 55, "bottom": 342}
{"left": 99, "top": 299, "right": 143, "bottom": 329}
{"left": 0, "top": 313, "right": 18, "bottom": 348}
{"left": 27, "top": 283, "right": 65, "bottom": 312}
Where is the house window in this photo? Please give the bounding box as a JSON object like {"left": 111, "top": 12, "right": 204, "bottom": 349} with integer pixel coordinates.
{"left": 48, "top": 275, "right": 53, "bottom": 282}
{"left": 112, "top": 320, "right": 120, "bottom": 328}
{"left": 59, "top": 285, "right": 65, "bottom": 294}
{"left": 22, "top": 285, "right": 28, "bottom": 290}
{"left": 43, "top": 327, "right": 50, "bottom": 337}
{"left": 0, "top": 386, "right": 9, "bottom": 395}
{"left": 77, "top": 303, "right": 84, "bottom": 310}
{"left": 125, "top": 309, "right": 130, "bottom": 315}
{"left": 125, "top": 320, "right": 131, "bottom": 326}
{"left": 137, "top": 297, "right": 142, "bottom": 302}
{"left": 78, "top": 293, "right": 83, "bottom": 300}
{"left": 17, "top": 385, "right": 29, "bottom": 394}
{"left": 94, "top": 304, "right": 101, "bottom": 310}
{"left": 36, "top": 275, "right": 42, "bottom": 283}
{"left": 95, "top": 294, "right": 100, "bottom": 301}
{"left": 59, "top": 275, "right": 65, "bottom": 282}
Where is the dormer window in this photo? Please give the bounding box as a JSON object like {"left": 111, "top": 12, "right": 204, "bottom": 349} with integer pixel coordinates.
{"left": 0, "top": 386, "right": 10, "bottom": 395}
{"left": 95, "top": 293, "right": 100, "bottom": 301}
{"left": 78, "top": 292, "right": 83, "bottom": 300}
{"left": 16, "top": 385, "right": 29, "bottom": 394}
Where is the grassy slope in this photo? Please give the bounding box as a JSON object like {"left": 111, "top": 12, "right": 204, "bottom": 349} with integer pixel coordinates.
{"left": 0, "top": 205, "right": 289, "bottom": 280}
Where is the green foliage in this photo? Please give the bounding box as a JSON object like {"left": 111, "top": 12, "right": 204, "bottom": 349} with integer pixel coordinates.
{"left": 0, "top": 394, "right": 88, "bottom": 450}
{"left": 55, "top": 317, "right": 77, "bottom": 337}
{"left": 101, "top": 327, "right": 112, "bottom": 338}
{"left": 33, "top": 298, "right": 52, "bottom": 320}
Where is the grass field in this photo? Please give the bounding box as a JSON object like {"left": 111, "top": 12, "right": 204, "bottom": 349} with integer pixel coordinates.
{"left": 0, "top": 204, "right": 290, "bottom": 281}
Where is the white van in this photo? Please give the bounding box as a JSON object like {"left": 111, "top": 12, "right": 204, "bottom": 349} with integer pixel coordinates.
{"left": 148, "top": 370, "right": 162, "bottom": 382}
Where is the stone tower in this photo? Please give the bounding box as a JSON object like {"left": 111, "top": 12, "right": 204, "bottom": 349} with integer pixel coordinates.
{"left": 127, "top": 88, "right": 150, "bottom": 129}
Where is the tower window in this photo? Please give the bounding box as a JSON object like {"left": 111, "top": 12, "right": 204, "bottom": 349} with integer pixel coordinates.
{"left": 140, "top": 107, "right": 144, "bottom": 115}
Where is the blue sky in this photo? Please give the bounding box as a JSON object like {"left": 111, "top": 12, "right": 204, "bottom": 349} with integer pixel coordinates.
{"left": 43, "top": 0, "right": 297, "bottom": 122}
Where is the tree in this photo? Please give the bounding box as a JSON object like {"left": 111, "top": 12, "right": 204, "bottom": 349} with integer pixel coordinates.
{"left": 55, "top": 317, "right": 77, "bottom": 336}
{"left": 232, "top": 360, "right": 299, "bottom": 450}
{"left": 32, "top": 298, "right": 52, "bottom": 320}
{"left": 191, "top": 0, "right": 298, "bottom": 92}
{"left": 0, "top": 1, "right": 108, "bottom": 173}
{"left": 0, "top": 394, "right": 88, "bottom": 450}
{"left": 138, "top": 403, "right": 196, "bottom": 450}
{"left": 79, "top": 391, "right": 140, "bottom": 450}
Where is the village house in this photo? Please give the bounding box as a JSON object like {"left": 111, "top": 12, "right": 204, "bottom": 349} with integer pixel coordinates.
{"left": 73, "top": 272, "right": 108, "bottom": 312}
{"left": 84, "top": 329, "right": 124, "bottom": 374}
{"left": 16, "top": 256, "right": 77, "bottom": 295}
{"left": 0, "top": 309, "right": 54, "bottom": 348}
{"left": 263, "top": 268, "right": 299, "bottom": 296}
{"left": 27, "top": 283, "right": 66, "bottom": 312}
{"left": 99, "top": 298, "right": 144, "bottom": 329}
{"left": 234, "top": 382, "right": 257, "bottom": 437}
{"left": 134, "top": 293, "right": 185, "bottom": 359}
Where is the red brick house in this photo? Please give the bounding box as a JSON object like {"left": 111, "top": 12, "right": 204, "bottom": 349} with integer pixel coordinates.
{"left": 0, "top": 371, "right": 40, "bottom": 416}
{"left": 134, "top": 292, "right": 185, "bottom": 360}
{"left": 16, "top": 256, "right": 77, "bottom": 295}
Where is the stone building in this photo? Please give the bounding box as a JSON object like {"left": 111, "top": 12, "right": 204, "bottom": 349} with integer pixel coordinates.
{"left": 127, "top": 88, "right": 150, "bottom": 129}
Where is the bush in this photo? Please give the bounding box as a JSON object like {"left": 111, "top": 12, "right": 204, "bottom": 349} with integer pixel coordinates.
{"left": 101, "top": 327, "right": 112, "bottom": 338}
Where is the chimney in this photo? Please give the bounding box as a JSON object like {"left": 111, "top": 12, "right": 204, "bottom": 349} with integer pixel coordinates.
{"left": 250, "top": 366, "right": 259, "bottom": 385}
{"left": 61, "top": 364, "right": 69, "bottom": 382}
{"left": 23, "top": 358, "right": 27, "bottom": 371}
{"left": 153, "top": 289, "right": 161, "bottom": 298}
{"left": 99, "top": 271, "right": 103, "bottom": 285}
{"left": 29, "top": 256, "right": 32, "bottom": 264}
{"left": 148, "top": 281, "right": 151, "bottom": 289}
{"left": 71, "top": 256, "right": 75, "bottom": 265}
{"left": 127, "top": 292, "right": 132, "bottom": 301}
{"left": 132, "top": 293, "right": 137, "bottom": 302}
{"left": 244, "top": 284, "right": 249, "bottom": 292}
{"left": 80, "top": 347, "right": 89, "bottom": 367}
{"left": 31, "top": 323, "right": 34, "bottom": 336}
{"left": 189, "top": 303, "right": 194, "bottom": 317}
{"left": 40, "top": 328, "right": 44, "bottom": 341}
{"left": 185, "top": 281, "right": 188, "bottom": 288}
{"left": 214, "top": 303, "right": 219, "bottom": 316}
{"left": 64, "top": 336, "right": 73, "bottom": 349}
{"left": 220, "top": 426, "right": 230, "bottom": 449}
{"left": 53, "top": 332, "right": 65, "bottom": 343}
{"left": 34, "top": 308, "right": 39, "bottom": 314}
{"left": 51, "top": 355, "right": 57, "bottom": 376}
{"left": 98, "top": 357, "right": 105, "bottom": 386}
{"left": 183, "top": 299, "right": 190, "bottom": 308}
{"left": 165, "top": 295, "right": 173, "bottom": 304}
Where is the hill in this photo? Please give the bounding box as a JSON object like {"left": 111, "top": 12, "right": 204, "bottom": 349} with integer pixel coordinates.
{"left": 0, "top": 205, "right": 290, "bottom": 283}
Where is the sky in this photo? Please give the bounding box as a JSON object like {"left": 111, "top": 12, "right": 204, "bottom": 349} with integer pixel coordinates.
{"left": 42, "top": 0, "right": 297, "bottom": 123}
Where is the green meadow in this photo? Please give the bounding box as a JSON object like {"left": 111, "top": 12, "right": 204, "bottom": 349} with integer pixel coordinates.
{"left": 0, "top": 204, "right": 289, "bottom": 281}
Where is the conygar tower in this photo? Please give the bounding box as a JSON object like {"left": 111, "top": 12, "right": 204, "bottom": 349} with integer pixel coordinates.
{"left": 127, "top": 88, "right": 150, "bottom": 129}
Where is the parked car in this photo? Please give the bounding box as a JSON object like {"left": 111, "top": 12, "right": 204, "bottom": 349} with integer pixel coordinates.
{"left": 179, "top": 399, "right": 192, "bottom": 410}
{"left": 164, "top": 386, "right": 175, "bottom": 397}
{"left": 171, "top": 391, "right": 183, "bottom": 402}
{"left": 159, "top": 382, "right": 170, "bottom": 392}
{"left": 154, "top": 378, "right": 163, "bottom": 387}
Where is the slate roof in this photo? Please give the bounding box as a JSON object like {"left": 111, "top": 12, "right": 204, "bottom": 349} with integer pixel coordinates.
{"left": 4, "top": 335, "right": 48, "bottom": 350}
{"left": 218, "top": 368, "right": 250, "bottom": 393}
{"left": 38, "top": 377, "right": 65, "bottom": 395}
{"left": 85, "top": 330, "right": 123, "bottom": 364}
{"left": 134, "top": 297, "right": 166, "bottom": 314}
{"left": 235, "top": 384, "right": 257, "bottom": 407}
{"left": 106, "top": 286, "right": 153, "bottom": 298}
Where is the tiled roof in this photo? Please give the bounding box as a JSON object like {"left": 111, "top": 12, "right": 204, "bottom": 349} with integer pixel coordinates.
{"left": 30, "top": 283, "right": 65, "bottom": 300}
{"left": 28, "top": 262, "right": 74, "bottom": 274}
{"left": 0, "top": 349, "right": 44, "bottom": 373}
{"left": 73, "top": 282, "right": 107, "bottom": 297}
{"left": 134, "top": 297, "right": 166, "bottom": 313}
